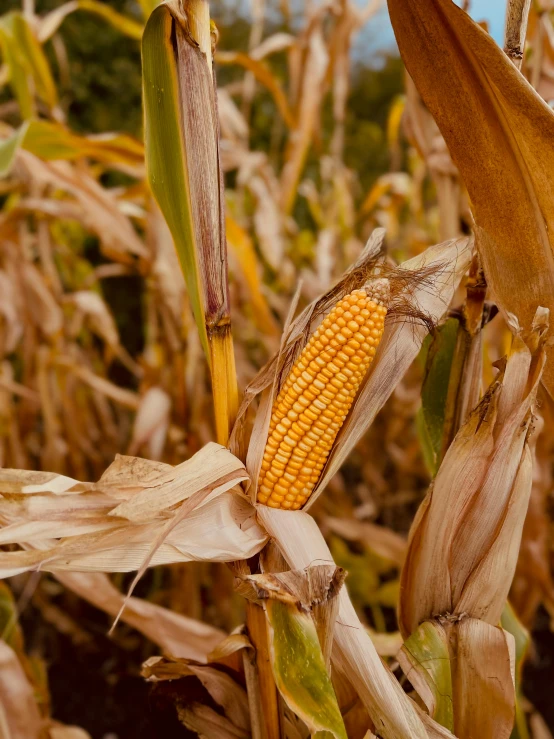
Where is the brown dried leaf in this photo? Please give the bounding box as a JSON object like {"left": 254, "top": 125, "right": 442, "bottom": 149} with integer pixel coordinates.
{"left": 388, "top": 0, "right": 554, "bottom": 393}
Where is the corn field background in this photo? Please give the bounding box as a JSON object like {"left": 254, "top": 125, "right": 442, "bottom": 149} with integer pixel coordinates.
{"left": 2, "top": 0, "right": 554, "bottom": 737}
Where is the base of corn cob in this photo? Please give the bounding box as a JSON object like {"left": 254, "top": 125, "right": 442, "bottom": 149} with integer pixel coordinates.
{"left": 257, "top": 279, "right": 389, "bottom": 510}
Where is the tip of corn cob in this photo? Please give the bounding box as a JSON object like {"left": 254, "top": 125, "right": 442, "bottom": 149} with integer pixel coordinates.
{"left": 364, "top": 277, "right": 390, "bottom": 307}
{"left": 257, "top": 280, "right": 389, "bottom": 511}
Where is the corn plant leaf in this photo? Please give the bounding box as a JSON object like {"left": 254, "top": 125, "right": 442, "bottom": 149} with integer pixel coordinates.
{"left": 0, "top": 444, "right": 267, "bottom": 576}
{"left": 142, "top": 2, "right": 237, "bottom": 441}
{"left": 57, "top": 572, "right": 226, "bottom": 662}
{"left": 0, "top": 640, "right": 43, "bottom": 739}
{"left": 399, "top": 309, "right": 547, "bottom": 638}
{"left": 398, "top": 621, "right": 454, "bottom": 731}
{"left": 0, "top": 20, "right": 34, "bottom": 119}
{"left": 143, "top": 3, "right": 226, "bottom": 357}
{"left": 76, "top": 0, "right": 143, "bottom": 39}
{"left": 226, "top": 214, "right": 279, "bottom": 336}
{"left": 418, "top": 318, "right": 459, "bottom": 475}
{"left": 451, "top": 619, "right": 515, "bottom": 739}
{"left": 142, "top": 3, "right": 209, "bottom": 357}
{"left": 216, "top": 50, "right": 295, "bottom": 128}
{"left": 0, "top": 11, "right": 58, "bottom": 116}
{"left": 501, "top": 603, "right": 531, "bottom": 739}
{"left": 265, "top": 598, "right": 347, "bottom": 739}
{"left": 387, "top": 0, "right": 554, "bottom": 395}
{"left": 0, "top": 123, "right": 27, "bottom": 177}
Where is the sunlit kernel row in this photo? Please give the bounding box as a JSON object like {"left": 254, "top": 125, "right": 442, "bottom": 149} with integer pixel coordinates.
{"left": 257, "top": 286, "right": 388, "bottom": 510}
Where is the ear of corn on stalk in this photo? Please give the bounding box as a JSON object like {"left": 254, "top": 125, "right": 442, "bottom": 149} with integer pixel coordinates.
{"left": 258, "top": 279, "right": 389, "bottom": 510}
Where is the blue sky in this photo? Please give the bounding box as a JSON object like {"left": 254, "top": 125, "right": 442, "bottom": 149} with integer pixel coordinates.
{"left": 358, "top": 0, "right": 507, "bottom": 59}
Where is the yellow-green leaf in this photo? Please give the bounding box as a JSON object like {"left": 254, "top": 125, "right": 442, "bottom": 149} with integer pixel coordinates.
{"left": 0, "top": 122, "right": 28, "bottom": 177}
{"left": 400, "top": 621, "right": 454, "bottom": 731}
{"left": 0, "top": 119, "right": 144, "bottom": 173}
{"left": 265, "top": 599, "right": 347, "bottom": 739}
{"left": 0, "top": 12, "right": 58, "bottom": 115}
{"left": 142, "top": 4, "right": 207, "bottom": 356}
{"left": 77, "top": 0, "right": 143, "bottom": 40}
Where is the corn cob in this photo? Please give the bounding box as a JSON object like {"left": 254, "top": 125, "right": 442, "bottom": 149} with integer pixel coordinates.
{"left": 257, "top": 279, "right": 389, "bottom": 510}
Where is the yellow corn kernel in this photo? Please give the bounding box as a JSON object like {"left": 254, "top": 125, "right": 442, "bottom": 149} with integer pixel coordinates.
{"left": 257, "top": 279, "right": 389, "bottom": 510}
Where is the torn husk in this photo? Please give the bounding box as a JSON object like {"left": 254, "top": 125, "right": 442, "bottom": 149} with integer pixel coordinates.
{"left": 235, "top": 564, "right": 346, "bottom": 669}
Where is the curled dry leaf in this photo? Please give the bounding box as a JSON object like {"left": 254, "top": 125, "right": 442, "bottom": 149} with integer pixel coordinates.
{"left": 399, "top": 308, "right": 549, "bottom": 637}
{"left": 387, "top": 0, "right": 554, "bottom": 394}
{"left": 142, "top": 656, "right": 251, "bottom": 734}
{"left": 16, "top": 152, "right": 148, "bottom": 264}
{"left": 0, "top": 443, "right": 266, "bottom": 576}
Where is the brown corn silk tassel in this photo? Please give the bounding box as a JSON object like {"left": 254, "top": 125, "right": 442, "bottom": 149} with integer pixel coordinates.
{"left": 257, "top": 279, "right": 389, "bottom": 509}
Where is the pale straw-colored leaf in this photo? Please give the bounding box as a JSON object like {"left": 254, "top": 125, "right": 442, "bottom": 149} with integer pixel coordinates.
{"left": 128, "top": 386, "right": 172, "bottom": 459}
{"left": 56, "top": 572, "right": 225, "bottom": 662}
{"left": 450, "top": 618, "right": 515, "bottom": 739}
{"left": 0, "top": 445, "right": 266, "bottom": 577}
{"left": 142, "top": 656, "right": 250, "bottom": 732}
{"left": 16, "top": 152, "right": 148, "bottom": 263}
{"left": 0, "top": 640, "right": 43, "bottom": 739}
{"left": 48, "top": 727, "right": 91, "bottom": 739}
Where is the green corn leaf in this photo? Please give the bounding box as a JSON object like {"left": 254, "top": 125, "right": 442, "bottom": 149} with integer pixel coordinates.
{"left": 418, "top": 318, "right": 459, "bottom": 474}
{"left": 400, "top": 621, "right": 454, "bottom": 731}
{"left": 265, "top": 599, "right": 347, "bottom": 739}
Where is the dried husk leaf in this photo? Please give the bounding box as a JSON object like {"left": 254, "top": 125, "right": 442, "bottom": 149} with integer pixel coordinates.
{"left": 449, "top": 618, "right": 515, "bottom": 739}
{"left": 0, "top": 444, "right": 267, "bottom": 576}
{"left": 399, "top": 310, "right": 547, "bottom": 637}
{"left": 387, "top": 0, "right": 554, "bottom": 395}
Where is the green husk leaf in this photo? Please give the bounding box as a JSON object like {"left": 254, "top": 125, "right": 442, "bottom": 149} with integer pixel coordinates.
{"left": 399, "top": 621, "right": 454, "bottom": 731}
{"left": 418, "top": 317, "right": 459, "bottom": 474}
{"left": 265, "top": 599, "right": 347, "bottom": 739}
